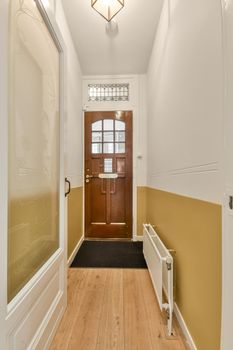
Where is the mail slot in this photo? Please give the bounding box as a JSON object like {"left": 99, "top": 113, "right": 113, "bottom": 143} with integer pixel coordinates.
{"left": 98, "top": 173, "right": 118, "bottom": 179}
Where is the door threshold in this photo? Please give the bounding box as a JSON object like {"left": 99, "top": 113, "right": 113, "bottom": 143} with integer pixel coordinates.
{"left": 84, "top": 237, "right": 133, "bottom": 242}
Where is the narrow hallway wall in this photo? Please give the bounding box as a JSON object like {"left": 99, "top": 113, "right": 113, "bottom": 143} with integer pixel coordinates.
{"left": 55, "top": 0, "right": 83, "bottom": 259}
{"left": 146, "top": 0, "right": 224, "bottom": 349}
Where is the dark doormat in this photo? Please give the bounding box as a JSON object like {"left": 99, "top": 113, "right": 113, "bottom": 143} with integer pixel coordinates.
{"left": 71, "top": 241, "right": 147, "bottom": 269}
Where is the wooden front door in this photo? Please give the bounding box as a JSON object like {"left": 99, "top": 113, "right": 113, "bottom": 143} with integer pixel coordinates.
{"left": 85, "top": 111, "right": 132, "bottom": 239}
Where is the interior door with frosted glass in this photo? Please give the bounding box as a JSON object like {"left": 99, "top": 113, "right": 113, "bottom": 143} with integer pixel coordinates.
{"left": 8, "top": 0, "right": 61, "bottom": 303}
{"left": 85, "top": 111, "right": 132, "bottom": 239}
{"left": 0, "top": 0, "right": 65, "bottom": 348}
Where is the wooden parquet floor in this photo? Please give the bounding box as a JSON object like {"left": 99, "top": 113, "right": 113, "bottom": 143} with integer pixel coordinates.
{"left": 50, "top": 268, "right": 188, "bottom": 350}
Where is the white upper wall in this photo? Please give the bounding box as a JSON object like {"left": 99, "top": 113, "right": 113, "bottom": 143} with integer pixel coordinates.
{"left": 55, "top": 0, "right": 83, "bottom": 188}
{"left": 147, "top": 0, "right": 224, "bottom": 204}
{"left": 62, "top": 0, "right": 163, "bottom": 75}
{"left": 223, "top": 0, "right": 233, "bottom": 192}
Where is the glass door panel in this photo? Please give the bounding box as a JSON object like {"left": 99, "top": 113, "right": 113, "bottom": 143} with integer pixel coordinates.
{"left": 8, "top": 0, "right": 60, "bottom": 302}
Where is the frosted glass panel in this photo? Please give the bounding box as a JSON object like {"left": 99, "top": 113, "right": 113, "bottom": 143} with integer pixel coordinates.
{"left": 8, "top": 0, "right": 60, "bottom": 302}
{"left": 103, "top": 143, "right": 114, "bottom": 153}
{"left": 115, "top": 143, "right": 125, "bottom": 153}
{"left": 104, "top": 159, "right": 113, "bottom": 173}
{"left": 92, "top": 143, "right": 102, "bottom": 154}
{"left": 115, "top": 120, "right": 125, "bottom": 130}
{"left": 104, "top": 119, "right": 114, "bottom": 130}
{"left": 92, "top": 132, "right": 102, "bottom": 142}
{"left": 103, "top": 132, "right": 114, "bottom": 142}
{"left": 92, "top": 120, "right": 102, "bottom": 131}
{"left": 115, "top": 131, "right": 125, "bottom": 142}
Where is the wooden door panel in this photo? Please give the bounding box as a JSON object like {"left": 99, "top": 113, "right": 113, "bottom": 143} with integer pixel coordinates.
{"left": 110, "top": 179, "right": 126, "bottom": 223}
{"left": 91, "top": 158, "right": 103, "bottom": 174}
{"left": 116, "top": 157, "right": 126, "bottom": 173}
{"left": 85, "top": 111, "right": 132, "bottom": 239}
{"left": 91, "top": 180, "right": 106, "bottom": 222}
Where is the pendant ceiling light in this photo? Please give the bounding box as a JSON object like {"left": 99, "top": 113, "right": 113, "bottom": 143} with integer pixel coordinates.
{"left": 91, "top": 0, "right": 124, "bottom": 22}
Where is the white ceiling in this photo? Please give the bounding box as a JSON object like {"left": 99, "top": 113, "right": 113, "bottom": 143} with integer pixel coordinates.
{"left": 61, "top": 0, "right": 163, "bottom": 75}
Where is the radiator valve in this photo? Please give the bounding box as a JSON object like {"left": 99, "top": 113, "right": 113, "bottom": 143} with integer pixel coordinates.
{"left": 166, "top": 257, "right": 173, "bottom": 271}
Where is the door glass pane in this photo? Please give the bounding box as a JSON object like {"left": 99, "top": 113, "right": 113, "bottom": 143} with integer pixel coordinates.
{"left": 103, "top": 131, "right": 114, "bottom": 142}
{"left": 103, "top": 119, "right": 114, "bottom": 131}
{"left": 92, "top": 120, "right": 102, "bottom": 131}
{"left": 103, "top": 143, "right": 114, "bottom": 153}
{"left": 92, "top": 143, "right": 102, "bottom": 154}
{"left": 115, "top": 120, "right": 125, "bottom": 130}
{"left": 104, "top": 159, "right": 113, "bottom": 173}
{"left": 115, "top": 131, "right": 125, "bottom": 142}
{"left": 8, "top": 0, "right": 60, "bottom": 302}
{"left": 92, "top": 132, "right": 102, "bottom": 142}
{"left": 115, "top": 143, "right": 125, "bottom": 153}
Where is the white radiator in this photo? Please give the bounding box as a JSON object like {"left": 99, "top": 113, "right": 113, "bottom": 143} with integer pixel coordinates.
{"left": 143, "top": 223, "right": 174, "bottom": 336}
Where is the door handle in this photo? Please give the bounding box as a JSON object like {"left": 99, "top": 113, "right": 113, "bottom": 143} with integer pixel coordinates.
{"left": 65, "top": 177, "right": 71, "bottom": 197}
{"left": 229, "top": 196, "right": 233, "bottom": 210}
{"left": 86, "top": 174, "right": 93, "bottom": 179}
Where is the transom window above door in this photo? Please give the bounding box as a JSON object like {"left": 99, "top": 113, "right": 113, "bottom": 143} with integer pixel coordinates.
{"left": 91, "top": 119, "right": 126, "bottom": 154}
{"left": 88, "top": 84, "right": 129, "bottom": 102}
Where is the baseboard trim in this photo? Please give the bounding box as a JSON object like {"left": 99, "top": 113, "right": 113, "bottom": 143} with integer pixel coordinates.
{"left": 67, "top": 235, "right": 84, "bottom": 267}
{"left": 135, "top": 235, "right": 143, "bottom": 241}
{"left": 44, "top": 304, "right": 64, "bottom": 350}
{"left": 174, "top": 303, "right": 197, "bottom": 350}
{"left": 30, "top": 292, "right": 64, "bottom": 350}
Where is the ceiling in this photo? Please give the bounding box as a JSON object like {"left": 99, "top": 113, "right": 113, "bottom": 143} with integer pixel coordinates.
{"left": 61, "top": 0, "right": 163, "bottom": 75}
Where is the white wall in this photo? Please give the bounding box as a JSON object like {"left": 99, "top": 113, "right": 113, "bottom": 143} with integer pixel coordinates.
{"left": 55, "top": 0, "right": 83, "bottom": 188}
{"left": 147, "top": 0, "right": 224, "bottom": 204}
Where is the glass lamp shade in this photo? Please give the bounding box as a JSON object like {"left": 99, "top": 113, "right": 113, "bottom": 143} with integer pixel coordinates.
{"left": 91, "top": 0, "right": 124, "bottom": 22}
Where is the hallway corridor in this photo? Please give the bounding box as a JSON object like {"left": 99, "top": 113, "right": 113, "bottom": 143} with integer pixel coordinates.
{"left": 1, "top": 0, "right": 233, "bottom": 348}
{"left": 50, "top": 268, "right": 187, "bottom": 350}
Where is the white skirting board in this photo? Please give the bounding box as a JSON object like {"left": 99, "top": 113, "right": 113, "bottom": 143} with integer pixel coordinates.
{"left": 173, "top": 303, "right": 197, "bottom": 350}
{"left": 135, "top": 235, "right": 143, "bottom": 241}
{"left": 67, "top": 235, "right": 84, "bottom": 267}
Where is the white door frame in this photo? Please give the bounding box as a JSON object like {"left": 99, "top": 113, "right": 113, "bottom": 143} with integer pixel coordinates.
{"left": 0, "top": 0, "right": 67, "bottom": 348}
{"left": 221, "top": 0, "right": 233, "bottom": 349}
{"left": 82, "top": 75, "right": 144, "bottom": 241}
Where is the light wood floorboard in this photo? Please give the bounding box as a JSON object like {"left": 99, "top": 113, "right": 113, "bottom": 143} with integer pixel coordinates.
{"left": 50, "top": 268, "right": 187, "bottom": 350}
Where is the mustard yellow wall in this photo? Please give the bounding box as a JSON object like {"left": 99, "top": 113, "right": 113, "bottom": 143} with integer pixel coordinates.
{"left": 145, "top": 187, "right": 222, "bottom": 350}
{"left": 68, "top": 186, "right": 83, "bottom": 259}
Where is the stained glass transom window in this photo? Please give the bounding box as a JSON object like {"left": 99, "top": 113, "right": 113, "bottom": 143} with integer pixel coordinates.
{"left": 88, "top": 84, "right": 129, "bottom": 102}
